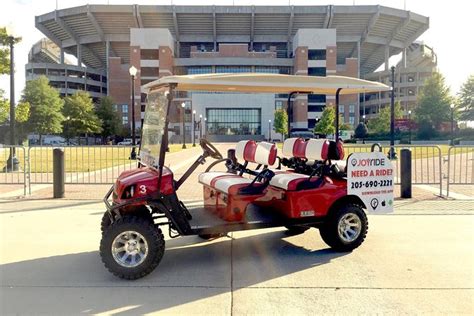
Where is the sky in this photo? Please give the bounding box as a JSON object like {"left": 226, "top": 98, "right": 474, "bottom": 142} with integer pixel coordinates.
{"left": 1, "top": 0, "right": 473, "bottom": 102}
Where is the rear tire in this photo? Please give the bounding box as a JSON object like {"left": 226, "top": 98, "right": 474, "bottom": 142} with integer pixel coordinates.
{"left": 319, "top": 204, "right": 368, "bottom": 252}
{"left": 100, "top": 216, "right": 164, "bottom": 280}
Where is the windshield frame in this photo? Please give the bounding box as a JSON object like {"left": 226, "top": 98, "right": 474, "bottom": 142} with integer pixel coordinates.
{"left": 139, "top": 85, "right": 174, "bottom": 173}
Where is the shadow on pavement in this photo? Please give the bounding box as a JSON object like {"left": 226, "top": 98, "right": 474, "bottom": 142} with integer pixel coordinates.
{"left": 1, "top": 230, "right": 348, "bottom": 314}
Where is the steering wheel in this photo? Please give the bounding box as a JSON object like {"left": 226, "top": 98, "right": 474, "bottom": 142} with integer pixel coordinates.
{"left": 200, "top": 138, "right": 223, "bottom": 159}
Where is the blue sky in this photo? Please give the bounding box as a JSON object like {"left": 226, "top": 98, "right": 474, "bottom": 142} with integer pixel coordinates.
{"left": 1, "top": 0, "right": 473, "bottom": 100}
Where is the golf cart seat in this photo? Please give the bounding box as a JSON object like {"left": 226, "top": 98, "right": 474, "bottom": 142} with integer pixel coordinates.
{"left": 198, "top": 140, "right": 277, "bottom": 221}
{"left": 270, "top": 139, "right": 345, "bottom": 191}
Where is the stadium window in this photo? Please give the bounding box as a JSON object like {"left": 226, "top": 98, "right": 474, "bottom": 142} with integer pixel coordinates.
{"left": 339, "top": 105, "right": 345, "bottom": 113}
{"left": 308, "top": 94, "right": 326, "bottom": 103}
{"left": 216, "top": 66, "right": 252, "bottom": 73}
{"left": 140, "top": 49, "right": 159, "bottom": 60}
{"left": 122, "top": 104, "right": 128, "bottom": 113}
{"left": 308, "top": 67, "right": 326, "bottom": 77}
{"left": 275, "top": 101, "right": 283, "bottom": 110}
{"left": 349, "top": 117, "right": 355, "bottom": 124}
{"left": 349, "top": 105, "right": 355, "bottom": 113}
{"left": 188, "top": 67, "right": 212, "bottom": 75}
{"left": 308, "top": 49, "right": 326, "bottom": 60}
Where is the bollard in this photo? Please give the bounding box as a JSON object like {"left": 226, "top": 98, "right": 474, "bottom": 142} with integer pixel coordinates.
{"left": 400, "top": 148, "right": 412, "bottom": 198}
{"left": 53, "top": 148, "right": 65, "bottom": 198}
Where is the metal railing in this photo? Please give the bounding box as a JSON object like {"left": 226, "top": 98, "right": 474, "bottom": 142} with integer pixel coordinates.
{"left": 346, "top": 144, "right": 443, "bottom": 196}
{"left": 446, "top": 146, "right": 474, "bottom": 197}
{"left": 28, "top": 145, "right": 138, "bottom": 185}
{"left": 0, "top": 145, "right": 27, "bottom": 195}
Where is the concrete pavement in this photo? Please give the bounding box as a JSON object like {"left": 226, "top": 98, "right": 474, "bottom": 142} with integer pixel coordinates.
{"left": 0, "top": 198, "right": 473, "bottom": 315}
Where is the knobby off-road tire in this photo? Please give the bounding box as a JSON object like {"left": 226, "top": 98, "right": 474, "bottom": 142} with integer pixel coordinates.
{"left": 100, "top": 216, "right": 165, "bottom": 280}
{"left": 319, "top": 204, "right": 368, "bottom": 252}
{"left": 100, "top": 207, "right": 153, "bottom": 235}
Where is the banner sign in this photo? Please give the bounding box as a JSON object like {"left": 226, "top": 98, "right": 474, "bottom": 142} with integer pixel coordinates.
{"left": 347, "top": 152, "right": 394, "bottom": 213}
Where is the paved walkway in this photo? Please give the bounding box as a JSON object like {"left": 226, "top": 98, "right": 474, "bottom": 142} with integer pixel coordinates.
{"left": 0, "top": 198, "right": 472, "bottom": 315}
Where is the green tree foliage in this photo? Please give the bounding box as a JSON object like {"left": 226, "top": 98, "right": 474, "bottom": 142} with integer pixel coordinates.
{"left": 339, "top": 122, "right": 352, "bottom": 130}
{"left": 415, "top": 72, "right": 453, "bottom": 129}
{"left": 22, "top": 75, "right": 64, "bottom": 142}
{"left": 0, "top": 89, "right": 8, "bottom": 123}
{"left": 95, "top": 96, "right": 121, "bottom": 140}
{"left": 0, "top": 90, "right": 30, "bottom": 124}
{"left": 457, "top": 74, "right": 474, "bottom": 121}
{"left": 0, "top": 27, "right": 21, "bottom": 75}
{"left": 354, "top": 122, "right": 368, "bottom": 139}
{"left": 63, "top": 91, "right": 102, "bottom": 140}
{"left": 314, "top": 106, "right": 336, "bottom": 135}
{"left": 367, "top": 101, "right": 403, "bottom": 133}
{"left": 273, "top": 109, "right": 288, "bottom": 138}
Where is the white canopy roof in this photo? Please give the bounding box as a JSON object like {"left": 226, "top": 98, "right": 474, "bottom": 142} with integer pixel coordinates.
{"left": 143, "top": 73, "right": 390, "bottom": 95}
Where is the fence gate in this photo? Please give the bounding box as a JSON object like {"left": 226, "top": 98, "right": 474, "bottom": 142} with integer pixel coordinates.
{"left": 0, "top": 145, "right": 27, "bottom": 196}
{"left": 447, "top": 146, "right": 474, "bottom": 197}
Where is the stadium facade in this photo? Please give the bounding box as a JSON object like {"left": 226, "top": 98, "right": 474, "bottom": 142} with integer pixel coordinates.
{"left": 31, "top": 5, "right": 430, "bottom": 141}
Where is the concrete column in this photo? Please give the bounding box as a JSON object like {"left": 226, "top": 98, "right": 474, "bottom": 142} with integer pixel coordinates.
{"left": 384, "top": 45, "right": 389, "bottom": 71}
{"left": 60, "top": 47, "right": 65, "bottom": 64}
{"left": 106, "top": 41, "right": 110, "bottom": 95}
{"left": 77, "top": 44, "right": 82, "bottom": 67}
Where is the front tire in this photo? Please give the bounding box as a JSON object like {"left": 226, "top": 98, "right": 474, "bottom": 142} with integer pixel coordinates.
{"left": 100, "top": 216, "right": 164, "bottom": 280}
{"left": 319, "top": 204, "right": 368, "bottom": 252}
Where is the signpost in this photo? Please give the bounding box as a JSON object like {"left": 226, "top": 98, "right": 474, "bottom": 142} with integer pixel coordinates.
{"left": 347, "top": 152, "right": 394, "bottom": 213}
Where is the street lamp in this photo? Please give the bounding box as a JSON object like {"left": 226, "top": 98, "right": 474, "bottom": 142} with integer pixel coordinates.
{"left": 204, "top": 117, "right": 207, "bottom": 139}
{"left": 5, "top": 25, "right": 20, "bottom": 171}
{"left": 408, "top": 110, "right": 412, "bottom": 144}
{"left": 181, "top": 102, "right": 186, "bottom": 149}
{"left": 362, "top": 115, "right": 366, "bottom": 124}
{"left": 450, "top": 104, "right": 455, "bottom": 145}
{"left": 192, "top": 110, "right": 196, "bottom": 147}
{"left": 129, "top": 65, "right": 138, "bottom": 160}
{"left": 199, "top": 114, "right": 203, "bottom": 140}
{"left": 388, "top": 66, "right": 397, "bottom": 160}
{"left": 268, "top": 119, "right": 272, "bottom": 141}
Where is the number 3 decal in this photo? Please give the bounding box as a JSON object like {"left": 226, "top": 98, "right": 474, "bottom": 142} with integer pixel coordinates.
{"left": 139, "top": 185, "right": 147, "bottom": 194}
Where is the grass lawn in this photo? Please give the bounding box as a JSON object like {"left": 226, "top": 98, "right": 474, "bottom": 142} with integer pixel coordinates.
{"left": 0, "top": 144, "right": 192, "bottom": 173}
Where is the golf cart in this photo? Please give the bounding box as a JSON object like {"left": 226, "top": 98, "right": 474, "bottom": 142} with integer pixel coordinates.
{"left": 100, "top": 73, "right": 391, "bottom": 280}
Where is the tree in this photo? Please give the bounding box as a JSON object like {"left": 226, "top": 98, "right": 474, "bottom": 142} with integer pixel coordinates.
{"left": 457, "top": 74, "right": 474, "bottom": 121}
{"left": 0, "top": 27, "right": 21, "bottom": 75}
{"left": 22, "top": 75, "right": 64, "bottom": 143}
{"left": 339, "top": 122, "right": 352, "bottom": 130}
{"left": 273, "top": 109, "right": 288, "bottom": 139}
{"left": 415, "top": 72, "right": 453, "bottom": 129}
{"left": 96, "top": 96, "right": 121, "bottom": 142}
{"left": 354, "top": 122, "right": 368, "bottom": 140}
{"left": 0, "top": 89, "right": 8, "bottom": 123}
{"left": 367, "top": 101, "right": 403, "bottom": 134}
{"left": 314, "top": 106, "right": 336, "bottom": 136}
{"left": 63, "top": 91, "right": 102, "bottom": 142}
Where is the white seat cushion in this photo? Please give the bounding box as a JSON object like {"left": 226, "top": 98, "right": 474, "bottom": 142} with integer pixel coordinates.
{"left": 269, "top": 173, "right": 309, "bottom": 190}
{"left": 198, "top": 172, "right": 232, "bottom": 186}
{"left": 214, "top": 177, "right": 252, "bottom": 193}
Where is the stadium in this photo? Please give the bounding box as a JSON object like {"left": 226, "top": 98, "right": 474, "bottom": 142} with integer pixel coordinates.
{"left": 30, "top": 4, "right": 430, "bottom": 141}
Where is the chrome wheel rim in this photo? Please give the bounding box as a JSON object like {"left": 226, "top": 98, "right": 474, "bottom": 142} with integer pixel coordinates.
{"left": 337, "top": 213, "right": 362, "bottom": 243}
{"left": 111, "top": 231, "right": 149, "bottom": 268}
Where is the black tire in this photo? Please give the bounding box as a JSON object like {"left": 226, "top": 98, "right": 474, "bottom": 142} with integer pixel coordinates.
{"left": 319, "top": 204, "right": 368, "bottom": 252}
{"left": 100, "top": 207, "right": 152, "bottom": 235}
{"left": 100, "top": 216, "right": 165, "bottom": 280}
{"left": 284, "top": 225, "right": 310, "bottom": 235}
